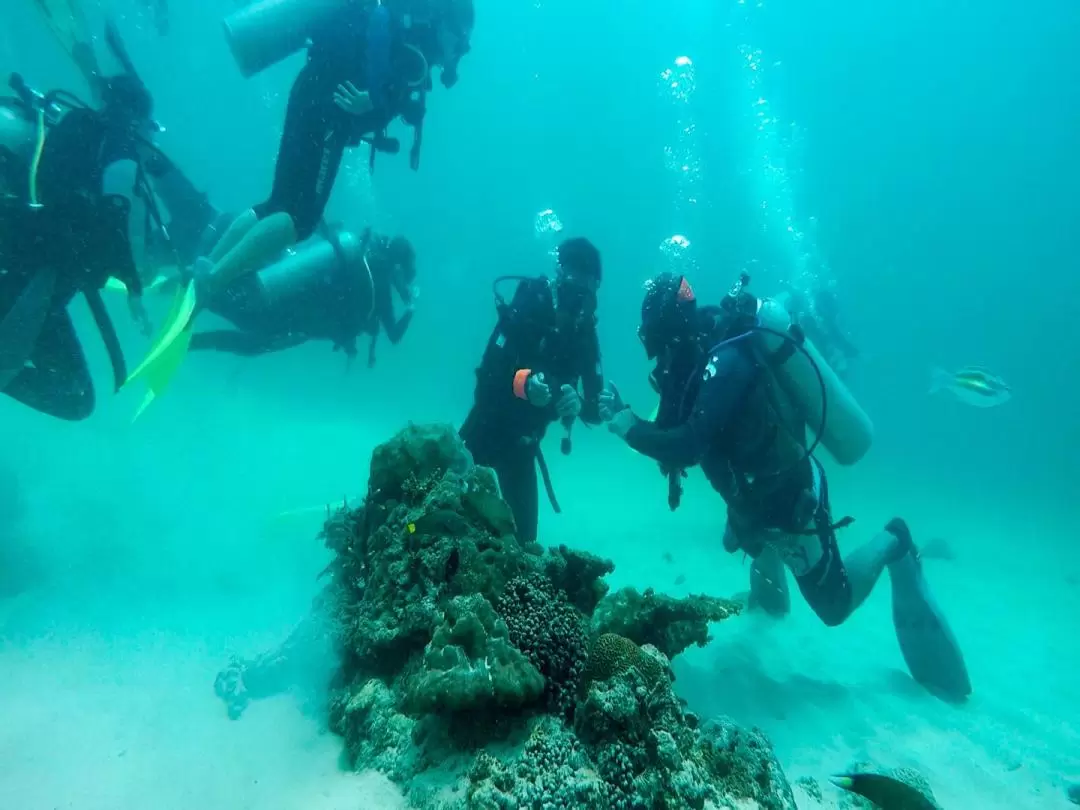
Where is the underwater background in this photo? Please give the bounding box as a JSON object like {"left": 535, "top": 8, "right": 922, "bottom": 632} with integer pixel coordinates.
{"left": 2, "top": 0, "right": 1079, "bottom": 808}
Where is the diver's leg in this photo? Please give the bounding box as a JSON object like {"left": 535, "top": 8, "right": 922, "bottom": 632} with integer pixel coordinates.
{"left": 843, "top": 526, "right": 906, "bottom": 609}
{"left": 207, "top": 208, "right": 258, "bottom": 263}
{"left": 749, "top": 545, "right": 791, "bottom": 617}
{"left": 3, "top": 308, "right": 94, "bottom": 421}
{"left": 252, "top": 66, "right": 334, "bottom": 240}
{"left": 300, "top": 124, "right": 349, "bottom": 240}
{"left": 511, "top": 448, "right": 541, "bottom": 544}
{"left": 788, "top": 516, "right": 907, "bottom": 626}
{"left": 203, "top": 213, "right": 297, "bottom": 296}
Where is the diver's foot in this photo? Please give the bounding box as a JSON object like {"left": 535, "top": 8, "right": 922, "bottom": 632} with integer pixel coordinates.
{"left": 884, "top": 517, "right": 918, "bottom": 565}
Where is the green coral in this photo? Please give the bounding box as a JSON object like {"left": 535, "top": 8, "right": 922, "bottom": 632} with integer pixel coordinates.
{"left": 542, "top": 544, "right": 615, "bottom": 615}
{"left": 696, "top": 719, "right": 798, "bottom": 810}
{"left": 592, "top": 586, "right": 743, "bottom": 659}
{"left": 329, "top": 677, "right": 420, "bottom": 783}
{"left": 366, "top": 422, "right": 472, "bottom": 506}
{"left": 404, "top": 594, "right": 544, "bottom": 715}
{"left": 466, "top": 717, "right": 608, "bottom": 809}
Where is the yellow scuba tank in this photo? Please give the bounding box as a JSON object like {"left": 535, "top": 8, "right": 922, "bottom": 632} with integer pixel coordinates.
{"left": 753, "top": 294, "right": 873, "bottom": 466}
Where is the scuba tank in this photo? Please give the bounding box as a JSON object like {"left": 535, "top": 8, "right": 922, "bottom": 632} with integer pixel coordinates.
{"left": 223, "top": 0, "right": 351, "bottom": 78}
{"left": 255, "top": 224, "right": 369, "bottom": 309}
{"left": 722, "top": 273, "right": 874, "bottom": 466}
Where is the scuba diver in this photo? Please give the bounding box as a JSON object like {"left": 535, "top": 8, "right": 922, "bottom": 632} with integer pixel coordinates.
{"left": 188, "top": 228, "right": 416, "bottom": 364}
{"left": 0, "top": 56, "right": 166, "bottom": 420}
{"left": 459, "top": 238, "right": 606, "bottom": 545}
{"left": 776, "top": 282, "right": 859, "bottom": 379}
{"left": 599, "top": 273, "right": 971, "bottom": 702}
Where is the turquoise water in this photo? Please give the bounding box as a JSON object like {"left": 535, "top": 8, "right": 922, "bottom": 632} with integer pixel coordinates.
{"left": 2, "top": 1, "right": 1079, "bottom": 808}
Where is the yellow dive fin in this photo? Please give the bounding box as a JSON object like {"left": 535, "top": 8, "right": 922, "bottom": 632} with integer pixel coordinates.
{"left": 124, "top": 279, "right": 197, "bottom": 420}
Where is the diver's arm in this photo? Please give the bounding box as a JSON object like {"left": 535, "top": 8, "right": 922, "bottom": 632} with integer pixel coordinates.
{"left": 376, "top": 281, "right": 413, "bottom": 344}
{"left": 579, "top": 332, "right": 605, "bottom": 425}
{"left": 624, "top": 346, "right": 756, "bottom": 468}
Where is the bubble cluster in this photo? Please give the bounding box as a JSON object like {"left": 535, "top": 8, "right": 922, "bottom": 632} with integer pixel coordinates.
{"left": 733, "top": 7, "right": 830, "bottom": 298}
{"left": 534, "top": 208, "right": 564, "bottom": 259}
{"left": 658, "top": 54, "right": 703, "bottom": 274}
{"left": 659, "top": 234, "right": 694, "bottom": 276}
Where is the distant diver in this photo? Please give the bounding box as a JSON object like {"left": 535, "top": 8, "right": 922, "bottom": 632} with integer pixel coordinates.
{"left": 775, "top": 283, "right": 859, "bottom": 380}
{"left": 601, "top": 272, "right": 971, "bottom": 702}
{"left": 459, "top": 238, "right": 606, "bottom": 544}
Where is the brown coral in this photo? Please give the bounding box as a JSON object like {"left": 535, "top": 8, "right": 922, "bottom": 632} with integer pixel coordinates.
{"left": 583, "top": 633, "right": 666, "bottom": 689}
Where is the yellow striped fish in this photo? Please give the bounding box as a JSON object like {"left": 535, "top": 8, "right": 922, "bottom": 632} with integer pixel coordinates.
{"left": 930, "top": 366, "right": 1011, "bottom": 408}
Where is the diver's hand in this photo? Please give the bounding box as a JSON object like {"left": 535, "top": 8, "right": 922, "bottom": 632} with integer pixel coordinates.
{"left": 525, "top": 373, "right": 552, "bottom": 407}
{"left": 333, "top": 82, "right": 374, "bottom": 116}
{"left": 607, "top": 407, "right": 637, "bottom": 439}
{"left": 555, "top": 384, "right": 582, "bottom": 421}
{"left": 598, "top": 383, "right": 625, "bottom": 422}
{"left": 128, "top": 294, "right": 152, "bottom": 337}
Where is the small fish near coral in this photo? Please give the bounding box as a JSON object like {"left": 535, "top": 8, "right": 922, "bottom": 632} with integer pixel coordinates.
{"left": 929, "top": 366, "right": 1011, "bottom": 408}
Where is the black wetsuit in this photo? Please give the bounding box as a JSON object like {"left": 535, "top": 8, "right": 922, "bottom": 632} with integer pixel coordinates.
{"left": 253, "top": 4, "right": 427, "bottom": 240}
{"left": 190, "top": 238, "right": 412, "bottom": 359}
{"left": 0, "top": 107, "right": 141, "bottom": 421}
{"left": 625, "top": 340, "right": 854, "bottom": 625}
{"left": 460, "top": 278, "right": 604, "bottom": 544}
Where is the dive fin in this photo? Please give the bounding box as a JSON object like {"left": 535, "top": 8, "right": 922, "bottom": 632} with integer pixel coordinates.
{"left": 889, "top": 549, "right": 972, "bottom": 701}
{"left": 0, "top": 267, "right": 57, "bottom": 391}
{"left": 131, "top": 321, "right": 193, "bottom": 421}
{"left": 124, "top": 279, "right": 197, "bottom": 419}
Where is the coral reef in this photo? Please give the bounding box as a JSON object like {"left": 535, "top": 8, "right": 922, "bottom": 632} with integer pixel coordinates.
{"left": 216, "top": 423, "right": 792, "bottom": 809}
{"left": 591, "top": 587, "right": 743, "bottom": 660}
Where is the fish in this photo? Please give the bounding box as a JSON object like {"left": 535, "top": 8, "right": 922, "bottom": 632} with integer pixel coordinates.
{"left": 830, "top": 769, "right": 942, "bottom": 810}
{"left": 929, "top": 366, "right": 1011, "bottom": 408}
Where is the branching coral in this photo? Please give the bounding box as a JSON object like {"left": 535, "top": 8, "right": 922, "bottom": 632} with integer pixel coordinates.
{"left": 592, "top": 586, "right": 743, "bottom": 659}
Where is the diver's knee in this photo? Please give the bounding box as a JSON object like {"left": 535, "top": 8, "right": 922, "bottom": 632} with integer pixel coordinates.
{"left": 798, "top": 577, "right": 853, "bottom": 627}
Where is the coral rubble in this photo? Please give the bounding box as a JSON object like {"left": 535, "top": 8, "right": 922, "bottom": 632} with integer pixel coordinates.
{"left": 216, "top": 423, "right": 793, "bottom": 809}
